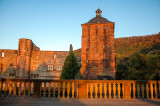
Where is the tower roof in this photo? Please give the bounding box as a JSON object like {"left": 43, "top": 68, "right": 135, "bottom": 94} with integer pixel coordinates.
{"left": 83, "top": 8, "right": 112, "bottom": 24}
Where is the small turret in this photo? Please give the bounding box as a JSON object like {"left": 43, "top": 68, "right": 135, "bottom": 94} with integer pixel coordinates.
{"left": 96, "top": 8, "right": 102, "bottom": 17}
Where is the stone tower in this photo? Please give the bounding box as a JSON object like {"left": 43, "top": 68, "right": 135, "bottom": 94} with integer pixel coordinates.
{"left": 16, "top": 39, "right": 32, "bottom": 78}
{"left": 16, "top": 38, "right": 40, "bottom": 78}
{"left": 81, "top": 8, "right": 116, "bottom": 79}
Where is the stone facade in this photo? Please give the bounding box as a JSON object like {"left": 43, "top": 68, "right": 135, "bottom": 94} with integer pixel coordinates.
{"left": 0, "top": 38, "right": 68, "bottom": 79}
{"left": 0, "top": 8, "right": 116, "bottom": 80}
{"left": 80, "top": 9, "right": 116, "bottom": 79}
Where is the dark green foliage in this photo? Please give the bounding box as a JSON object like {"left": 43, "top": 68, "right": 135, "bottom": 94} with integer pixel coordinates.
{"left": 116, "top": 51, "right": 159, "bottom": 80}
{"left": 140, "top": 43, "right": 160, "bottom": 54}
{"left": 60, "top": 51, "right": 81, "bottom": 79}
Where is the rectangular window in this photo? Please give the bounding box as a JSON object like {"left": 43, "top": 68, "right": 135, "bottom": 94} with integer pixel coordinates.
{"left": 56, "top": 65, "right": 58, "bottom": 70}
{"left": 96, "top": 26, "right": 98, "bottom": 35}
{"left": 1, "top": 65, "right": 3, "bottom": 71}
{"left": 104, "top": 26, "right": 107, "bottom": 35}
{"left": 88, "top": 26, "right": 90, "bottom": 35}
{"left": 39, "top": 67, "right": 41, "bottom": 71}
{"left": 41, "top": 53, "right": 43, "bottom": 58}
{"left": 21, "top": 56, "right": 23, "bottom": 61}
{"left": 2, "top": 52, "right": 4, "bottom": 57}
{"left": 56, "top": 65, "right": 62, "bottom": 71}
{"left": 87, "top": 38, "right": 89, "bottom": 42}
{"left": 48, "top": 65, "right": 50, "bottom": 71}
{"left": 51, "top": 66, "right": 52, "bottom": 70}
{"left": 54, "top": 54, "right": 56, "bottom": 59}
{"left": 48, "top": 65, "right": 54, "bottom": 71}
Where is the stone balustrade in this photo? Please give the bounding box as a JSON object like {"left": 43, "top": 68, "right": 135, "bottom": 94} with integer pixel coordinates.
{"left": 0, "top": 78, "right": 159, "bottom": 99}
{"left": 86, "top": 80, "right": 158, "bottom": 99}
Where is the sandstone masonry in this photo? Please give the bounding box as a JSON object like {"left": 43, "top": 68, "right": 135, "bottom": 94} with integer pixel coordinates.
{"left": 0, "top": 38, "right": 68, "bottom": 79}
{"left": 80, "top": 9, "right": 116, "bottom": 79}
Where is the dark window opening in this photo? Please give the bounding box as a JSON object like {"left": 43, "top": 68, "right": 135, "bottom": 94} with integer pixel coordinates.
{"left": 96, "top": 26, "right": 98, "bottom": 35}
{"left": 21, "top": 56, "right": 23, "bottom": 61}
{"left": 41, "top": 53, "right": 43, "bottom": 58}
{"left": 104, "top": 26, "right": 106, "bottom": 35}
{"left": 1, "top": 65, "right": 3, "bottom": 71}
{"left": 88, "top": 26, "right": 90, "bottom": 35}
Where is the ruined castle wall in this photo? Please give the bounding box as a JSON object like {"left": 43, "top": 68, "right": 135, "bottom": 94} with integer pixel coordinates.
{"left": 0, "top": 50, "right": 18, "bottom": 76}
{"left": 30, "top": 51, "right": 68, "bottom": 79}
{"left": 0, "top": 38, "right": 69, "bottom": 79}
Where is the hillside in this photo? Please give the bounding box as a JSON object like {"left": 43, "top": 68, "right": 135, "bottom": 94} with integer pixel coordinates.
{"left": 115, "top": 32, "right": 160, "bottom": 61}
{"left": 74, "top": 32, "right": 160, "bottom": 62}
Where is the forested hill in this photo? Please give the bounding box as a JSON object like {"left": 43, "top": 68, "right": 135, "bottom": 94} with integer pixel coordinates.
{"left": 115, "top": 32, "right": 160, "bottom": 61}
{"left": 74, "top": 32, "right": 160, "bottom": 62}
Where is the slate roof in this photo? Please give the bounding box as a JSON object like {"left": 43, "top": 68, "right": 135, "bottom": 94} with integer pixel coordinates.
{"left": 83, "top": 8, "right": 112, "bottom": 24}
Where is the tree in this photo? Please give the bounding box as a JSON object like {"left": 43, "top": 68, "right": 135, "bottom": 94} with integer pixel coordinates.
{"left": 60, "top": 50, "right": 81, "bottom": 79}
{"left": 116, "top": 52, "right": 159, "bottom": 80}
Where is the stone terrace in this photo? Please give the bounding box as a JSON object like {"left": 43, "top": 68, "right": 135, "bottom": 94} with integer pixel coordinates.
{"left": 0, "top": 97, "right": 160, "bottom": 106}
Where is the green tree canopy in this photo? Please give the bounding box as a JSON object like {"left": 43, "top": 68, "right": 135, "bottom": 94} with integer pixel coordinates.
{"left": 60, "top": 51, "right": 80, "bottom": 79}
{"left": 116, "top": 52, "right": 159, "bottom": 80}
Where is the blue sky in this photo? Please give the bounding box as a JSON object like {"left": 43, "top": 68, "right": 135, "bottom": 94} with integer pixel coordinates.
{"left": 0, "top": 0, "right": 160, "bottom": 51}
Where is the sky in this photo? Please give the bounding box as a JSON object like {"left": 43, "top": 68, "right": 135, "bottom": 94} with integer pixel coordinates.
{"left": 0, "top": 0, "right": 160, "bottom": 51}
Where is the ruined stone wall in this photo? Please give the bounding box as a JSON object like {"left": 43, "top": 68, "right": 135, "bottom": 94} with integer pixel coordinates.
{"left": 30, "top": 51, "right": 68, "bottom": 79}
{"left": 0, "top": 50, "right": 18, "bottom": 77}
{"left": 81, "top": 23, "right": 116, "bottom": 79}
{"left": 0, "top": 38, "right": 69, "bottom": 79}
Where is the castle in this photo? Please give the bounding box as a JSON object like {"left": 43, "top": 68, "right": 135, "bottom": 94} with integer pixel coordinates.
{"left": 0, "top": 8, "right": 116, "bottom": 79}
{"left": 0, "top": 39, "right": 68, "bottom": 79}
{"left": 80, "top": 9, "right": 116, "bottom": 79}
